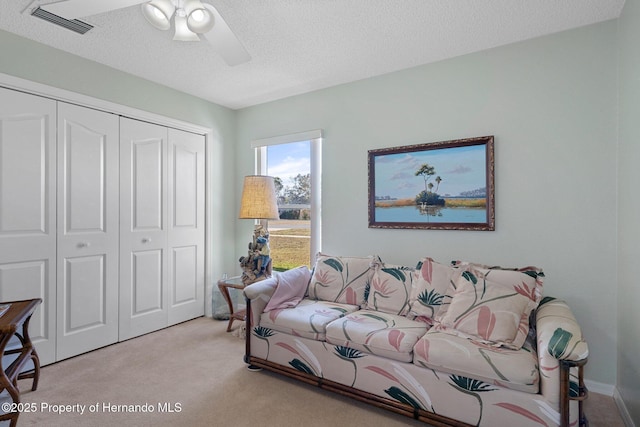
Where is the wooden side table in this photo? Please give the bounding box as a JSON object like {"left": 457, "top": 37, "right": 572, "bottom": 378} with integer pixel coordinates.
{"left": 217, "top": 276, "right": 246, "bottom": 332}
{"left": 0, "top": 299, "right": 42, "bottom": 427}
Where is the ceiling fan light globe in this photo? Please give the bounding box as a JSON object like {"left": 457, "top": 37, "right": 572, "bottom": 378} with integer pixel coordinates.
{"left": 187, "top": 8, "right": 214, "bottom": 33}
{"left": 190, "top": 9, "right": 205, "bottom": 22}
{"left": 152, "top": 8, "right": 164, "bottom": 19}
{"left": 141, "top": 0, "right": 175, "bottom": 31}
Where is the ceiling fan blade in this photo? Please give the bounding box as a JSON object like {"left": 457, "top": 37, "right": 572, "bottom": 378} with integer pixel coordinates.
{"left": 41, "top": 0, "right": 146, "bottom": 19}
{"left": 200, "top": 4, "right": 250, "bottom": 66}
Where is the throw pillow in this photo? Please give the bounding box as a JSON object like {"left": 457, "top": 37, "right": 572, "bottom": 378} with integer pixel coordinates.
{"left": 435, "top": 266, "right": 542, "bottom": 349}
{"left": 408, "top": 257, "right": 457, "bottom": 320}
{"left": 368, "top": 263, "right": 416, "bottom": 316}
{"left": 449, "top": 260, "right": 545, "bottom": 309}
{"left": 307, "top": 253, "right": 378, "bottom": 305}
{"left": 450, "top": 260, "right": 545, "bottom": 289}
{"left": 264, "top": 267, "right": 311, "bottom": 312}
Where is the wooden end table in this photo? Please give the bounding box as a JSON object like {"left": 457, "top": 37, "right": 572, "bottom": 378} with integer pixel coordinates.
{"left": 217, "top": 276, "right": 247, "bottom": 332}
{"left": 0, "top": 299, "right": 42, "bottom": 427}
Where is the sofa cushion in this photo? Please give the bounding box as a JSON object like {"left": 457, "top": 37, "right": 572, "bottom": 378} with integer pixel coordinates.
{"left": 413, "top": 328, "right": 539, "bottom": 394}
{"left": 367, "top": 263, "right": 416, "bottom": 316}
{"left": 408, "top": 257, "right": 457, "bottom": 321}
{"left": 325, "top": 310, "right": 429, "bottom": 362}
{"left": 260, "top": 298, "right": 359, "bottom": 341}
{"left": 264, "top": 266, "right": 311, "bottom": 312}
{"left": 307, "top": 253, "right": 377, "bottom": 305}
{"left": 436, "top": 266, "right": 542, "bottom": 349}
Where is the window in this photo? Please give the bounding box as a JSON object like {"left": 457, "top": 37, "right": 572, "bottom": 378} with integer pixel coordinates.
{"left": 253, "top": 130, "right": 322, "bottom": 270}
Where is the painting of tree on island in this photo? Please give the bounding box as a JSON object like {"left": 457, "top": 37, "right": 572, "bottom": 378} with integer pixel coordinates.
{"left": 415, "top": 163, "right": 445, "bottom": 206}
{"left": 368, "top": 136, "right": 494, "bottom": 231}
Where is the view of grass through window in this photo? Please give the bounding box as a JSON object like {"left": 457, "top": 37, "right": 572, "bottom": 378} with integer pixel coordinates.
{"left": 266, "top": 141, "right": 311, "bottom": 270}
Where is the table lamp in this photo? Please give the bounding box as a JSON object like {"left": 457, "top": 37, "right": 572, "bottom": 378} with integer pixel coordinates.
{"left": 238, "top": 175, "right": 280, "bottom": 285}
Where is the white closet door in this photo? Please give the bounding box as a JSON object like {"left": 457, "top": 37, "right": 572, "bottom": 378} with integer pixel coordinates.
{"left": 0, "top": 88, "right": 57, "bottom": 365}
{"left": 119, "top": 118, "right": 168, "bottom": 339}
{"left": 56, "top": 102, "right": 119, "bottom": 360}
{"left": 167, "top": 129, "right": 205, "bottom": 325}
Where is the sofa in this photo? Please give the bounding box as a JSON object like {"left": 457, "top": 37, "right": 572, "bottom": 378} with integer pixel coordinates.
{"left": 243, "top": 253, "right": 589, "bottom": 427}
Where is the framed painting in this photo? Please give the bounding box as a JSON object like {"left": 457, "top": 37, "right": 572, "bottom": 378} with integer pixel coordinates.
{"left": 368, "top": 136, "right": 495, "bottom": 231}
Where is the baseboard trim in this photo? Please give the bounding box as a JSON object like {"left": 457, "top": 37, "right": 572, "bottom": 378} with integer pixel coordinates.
{"left": 613, "top": 387, "right": 636, "bottom": 427}
{"left": 585, "top": 379, "right": 615, "bottom": 396}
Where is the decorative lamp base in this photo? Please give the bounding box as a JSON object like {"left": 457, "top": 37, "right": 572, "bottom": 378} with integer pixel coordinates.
{"left": 238, "top": 224, "right": 273, "bottom": 285}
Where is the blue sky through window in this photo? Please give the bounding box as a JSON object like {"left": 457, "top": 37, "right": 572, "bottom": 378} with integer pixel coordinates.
{"left": 266, "top": 141, "right": 311, "bottom": 186}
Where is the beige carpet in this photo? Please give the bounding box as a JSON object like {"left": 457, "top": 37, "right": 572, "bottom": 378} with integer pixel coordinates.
{"left": 15, "top": 318, "right": 625, "bottom": 427}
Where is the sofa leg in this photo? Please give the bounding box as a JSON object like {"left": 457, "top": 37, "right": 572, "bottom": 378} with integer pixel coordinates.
{"left": 243, "top": 298, "right": 262, "bottom": 372}
{"left": 244, "top": 297, "right": 252, "bottom": 361}
{"left": 560, "top": 359, "right": 589, "bottom": 427}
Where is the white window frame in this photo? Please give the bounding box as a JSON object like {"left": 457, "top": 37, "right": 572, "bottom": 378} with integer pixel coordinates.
{"left": 251, "top": 130, "right": 323, "bottom": 263}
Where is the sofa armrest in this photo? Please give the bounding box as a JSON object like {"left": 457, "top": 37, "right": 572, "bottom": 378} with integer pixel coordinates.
{"left": 243, "top": 276, "right": 278, "bottom": 327}
{"left": 536, "top": 297, "right": 589, "bottom": 426}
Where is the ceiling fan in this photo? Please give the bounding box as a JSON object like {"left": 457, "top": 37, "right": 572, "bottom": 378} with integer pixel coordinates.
{"left": 36, "top": 0, "right": 251, "bottom": 66}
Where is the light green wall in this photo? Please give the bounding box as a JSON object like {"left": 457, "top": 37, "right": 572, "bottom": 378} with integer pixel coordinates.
{"left": 617, "top": 0, "right": 640, "bottom": 423}
{"left": 0, "top": 28, "right": 239, "bottom": 312}
{"left": 237, "top": 21, "right": 619, "bottom": 385}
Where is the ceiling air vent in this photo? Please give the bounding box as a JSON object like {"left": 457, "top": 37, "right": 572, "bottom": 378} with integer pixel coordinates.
{"left": 31, "top": 7, "right": 93, "bottom": 35}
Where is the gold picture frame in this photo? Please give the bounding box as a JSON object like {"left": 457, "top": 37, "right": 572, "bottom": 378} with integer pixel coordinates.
{"left": 368, "top": 136, "right": 495, "bottom": 231}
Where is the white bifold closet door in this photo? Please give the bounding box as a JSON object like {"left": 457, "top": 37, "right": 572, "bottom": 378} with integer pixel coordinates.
{"left": 55, "top": 102, "right": 120, "bottom": 360}
{"left": 0, "top": 87, "right": 57, "bottom": 365}
{"left": 119, "top": 118, "right": 204, "bottom": 340}
{"left": 166, "top": 127, "right": 205, "bottom": 326}
{"left": 119, "top": 118, "right": 168, "bottom": 339}
{"left": 1, "top": 87, "right": 206, "bottom": 363}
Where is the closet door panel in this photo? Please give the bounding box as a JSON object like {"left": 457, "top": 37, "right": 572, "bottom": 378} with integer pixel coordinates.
{"left": 172, "top": 246, "right": 197, "bottom": 304}
{"left": 63, "top": 255, "right": 106, "bottom": 330}
{"left": 167, "top": 129, "right": 204, "bottom": 325}
{"left": 1, "top": 118, "right": 48, "bottom": 233}
{"left": 64, "top": 128, "right": 105, "bottom": 232}
{"left": 132, "top": 250, "right": 163, "bottom": 314}
{"left": 133, "top": 140, "right": 163, "bottom": 230}
{"left": 0, "top": 88, "right": 57, "bottom": 365}
{"left": 119, "top": 118, "right": 168, "bottom": 340}
{"left": 56, "top": 102, "right": 119, "bottom": 360}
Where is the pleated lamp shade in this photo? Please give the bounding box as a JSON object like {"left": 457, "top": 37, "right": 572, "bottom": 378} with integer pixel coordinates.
{"left": 238, "top": 175, "right": 280, "bottom": 220}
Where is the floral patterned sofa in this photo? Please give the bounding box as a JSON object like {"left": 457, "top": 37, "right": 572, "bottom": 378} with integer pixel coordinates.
{"left": 243, "top": 253, "right": 589, "bottom": 427}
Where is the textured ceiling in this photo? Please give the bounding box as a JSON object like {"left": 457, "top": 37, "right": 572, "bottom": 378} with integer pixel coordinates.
{"left": 0, "top": 0, "right": 626, "bottom": 110}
